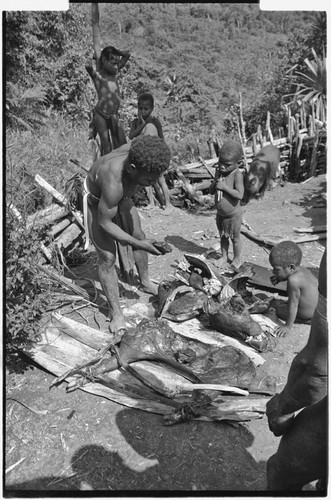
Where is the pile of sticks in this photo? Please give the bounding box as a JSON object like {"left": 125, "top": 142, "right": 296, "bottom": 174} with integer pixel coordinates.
{"left": 16, "top": 174, "right": 85, "bottom": 262}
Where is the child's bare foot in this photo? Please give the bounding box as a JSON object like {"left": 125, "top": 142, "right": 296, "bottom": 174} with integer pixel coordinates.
{"left": 140, "top": 280, "right": 158, "bottom": 295}
{"left": 160, "top": 205, "right": 173, "bottom": 215}
{"left": 214, "top": 256, "right": 229, "bottom": 268}
{"left": 231, "top": 259, "right": 242, "bottom": 271}
{"left": 142, "top": 204, "right": 155, "bottom": 211}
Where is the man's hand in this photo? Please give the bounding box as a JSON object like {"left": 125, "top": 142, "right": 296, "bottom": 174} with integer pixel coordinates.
{"left": 275, "top": 325, "right": 292, "bottom": 337}
{"left": 270, "top": 275, "right": 280, "bottom": 286}
{"left": 266, "top": 393, "right": 295, "bottom": 436}
{"left": 135, "top": 239, "right": 162, "bottom": 255}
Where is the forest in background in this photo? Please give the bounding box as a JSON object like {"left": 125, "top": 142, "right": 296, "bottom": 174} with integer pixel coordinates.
{"left": 6, "top": 3, "right": 326, "bottom": 163}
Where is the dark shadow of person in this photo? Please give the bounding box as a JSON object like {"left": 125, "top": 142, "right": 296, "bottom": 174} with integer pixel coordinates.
{"left": 165, "top": 235, "right": 210, "bottom": 254}
{"left": 114, "top": 407, "right": 268, "bottom": 492}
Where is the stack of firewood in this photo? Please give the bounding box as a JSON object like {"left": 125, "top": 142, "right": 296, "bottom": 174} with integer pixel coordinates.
{"left": 25, "top": 174, "right": 85, "bottom": 262}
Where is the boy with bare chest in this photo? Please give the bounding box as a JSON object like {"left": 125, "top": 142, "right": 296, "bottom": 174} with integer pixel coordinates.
{"left": 86, "top": 45, "right": 130, "bottom": 155}
{"left": 269, "top": 241, "right": 319, "bottom": 336}
{"left": 209, "top": 140, "right": 244, "bottom": 269}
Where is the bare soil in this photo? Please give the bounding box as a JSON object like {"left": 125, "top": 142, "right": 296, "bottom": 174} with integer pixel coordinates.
{"left": 5, "top": 174, "right": 326, "bottom": 494}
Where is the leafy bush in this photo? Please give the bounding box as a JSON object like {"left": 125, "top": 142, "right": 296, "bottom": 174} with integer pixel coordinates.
{"left": 6, "top": 208, "right": 51, "bottom": 361}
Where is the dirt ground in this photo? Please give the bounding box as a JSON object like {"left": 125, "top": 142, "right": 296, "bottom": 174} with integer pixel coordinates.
{"left": 4, "top": 174, "right": 326, "bottom": 494}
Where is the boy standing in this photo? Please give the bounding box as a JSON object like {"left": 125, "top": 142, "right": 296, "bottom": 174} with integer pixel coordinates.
{"left": 209, "top": 140, "right": 244, "bottom": 270}
{"left": 86, "top": 45, "right": 130, "bottom": 156}
{"left": 269, "top": 240, "right": 318, "bottom": 336}
{"left": 129, "top": 93, "right": 172, "bottom": 214}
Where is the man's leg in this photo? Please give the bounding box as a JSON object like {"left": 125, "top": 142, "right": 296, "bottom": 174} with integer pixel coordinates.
{"left": 126, "top": 201, "right": 158, "bottom": 295}
{"left": 158, "top": 175, "right": 173, "bottom": 215}
{"left": 87, "top": 202, "right": 126, "bottom": 334}
{"left": 267, "top": 396, "right": 327, "bottom": 491}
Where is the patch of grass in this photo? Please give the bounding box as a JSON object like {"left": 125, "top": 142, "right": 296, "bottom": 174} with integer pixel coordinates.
{"left": 6, "top": 113, "right": 92, "bottom": 213}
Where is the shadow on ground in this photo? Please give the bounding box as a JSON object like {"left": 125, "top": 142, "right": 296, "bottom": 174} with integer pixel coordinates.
{"left": 5, "top": 407, "right": 268, "bottom": 493}
{"left": 165, "top": 235, "right": 210, "bottom": 254}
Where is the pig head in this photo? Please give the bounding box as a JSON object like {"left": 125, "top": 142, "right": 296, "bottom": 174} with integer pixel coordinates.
{"left": 243, "top": 145, "right": 281, "bottom": 204}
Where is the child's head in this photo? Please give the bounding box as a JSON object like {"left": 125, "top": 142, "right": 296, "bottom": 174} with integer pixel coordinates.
{"left": 218, "top": 140, "right": 243, "bottom": 175}
{"left": 100, "top": 45, "right": 121, "bottom": 73}
{"left": 269, "top": 241, "right": 302, "bottom": 281}
{"left": 137, "top": 93, "right": 154, "bottom": 120}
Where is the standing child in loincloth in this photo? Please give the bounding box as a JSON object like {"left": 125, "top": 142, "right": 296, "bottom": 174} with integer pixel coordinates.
{"left": 129, "top": 92, "right": 173, "bottom": 214}
{"left": 209, "top": 140, "right": 244, "bottom": 270}
{"left": 86, "top": 45, "right": 130, "bottom": 156}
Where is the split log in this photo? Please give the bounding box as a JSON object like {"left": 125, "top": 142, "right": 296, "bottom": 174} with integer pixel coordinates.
{"left": 179, "top": 158, "right": 217, "bottom": 173}
{"left": 198, "top": 155, "right": 215, "bottom": 178}
{"left": 183, "top": 171, "right": 214, "bottom": 180}
{"left": 47, "top": 218, "right": 71, "bottom": 237}
{"left": 171, "top": 383, "right": 249, "bottom": 397}
{"left": 24, "top": 312, "right": 268, "bottom": 420}
{"left": 241, "top": 225, "right": 326, "bottom": 247}
{"left": 294, "top": 225, "right": 326, "bottom": 234}
{"left": 8, "top": 203, "right": 53, "bottom": 262}
{"left": 193, "top": 180, "right": 213, "bottom": 192}
{"left": 174, "top": 167, "right": 205, "bottom": 205}
{"left": 26, "top": 204, "right": 68, "bottom": 229}
{"left": 51, "top": 312, "right": 112, "bottom": 350}
{"left": 54, "top": 221, "right": 83, "bottom": 250}
{"left": 34, "top": 174, "right": 84, "bottom": 231}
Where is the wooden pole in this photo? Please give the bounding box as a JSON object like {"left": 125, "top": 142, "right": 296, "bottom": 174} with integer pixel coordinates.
{"left": 238, "top": 92, "right": 246, "bottom": 145}
{"left": 266, "top": 111, "right": 274, "bottom": 144}
{"left": 91, "top": 3, "right": 101, "bottom": 61}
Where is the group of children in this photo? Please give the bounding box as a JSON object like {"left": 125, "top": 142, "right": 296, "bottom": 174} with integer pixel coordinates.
{"left": 86, "top": 44, "right": 320, "bottom": 338}
{"left": 209, "top": 139, "right": 319, "bottom": 336}
{"left": 86, "top": 44, "right": 172, "bottom": 213}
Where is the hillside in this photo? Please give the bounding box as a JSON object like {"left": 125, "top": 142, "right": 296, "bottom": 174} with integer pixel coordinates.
{"left": 87, "top": 3, "right": 318, "bottom": 149}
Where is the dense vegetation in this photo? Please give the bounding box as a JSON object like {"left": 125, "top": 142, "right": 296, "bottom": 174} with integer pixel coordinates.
{"left": 5, "top": 4, "right": 326, "bottom": 363}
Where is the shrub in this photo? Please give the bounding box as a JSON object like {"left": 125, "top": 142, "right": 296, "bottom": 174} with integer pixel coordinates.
{"left": 6, "top": 208, "right": 52, "bottom": 363}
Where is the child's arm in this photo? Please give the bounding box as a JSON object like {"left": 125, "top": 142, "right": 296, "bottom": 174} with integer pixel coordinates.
{"left": 209, "top": 166, "right": 221, "bottom": 195}
{"left": 128, "top": 118, "right": 146, "bottom": 140}
{"left": 275, "top": 277, "right": 300, "bottom": 336}
{"left": 85, "top": 57, "right": 97, "bottom": 79}
{"left": 116, "top": 49, "right": 131, "bottom": 70}
{"left": 216, "top": 170, "right": 244, "bottom": 200}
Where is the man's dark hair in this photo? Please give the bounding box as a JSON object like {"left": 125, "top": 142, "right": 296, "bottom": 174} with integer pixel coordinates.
{"left": 128, "top": 136, "right": 171, "bottom": 174}
{"left": 138, "top": 93, "right": 154, "bottom": 108}
{"left": 269, "top": 241, "right": 302, "bottom": 267}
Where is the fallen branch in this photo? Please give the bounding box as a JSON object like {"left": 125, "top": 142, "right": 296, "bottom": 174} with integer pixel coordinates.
{"left": 241, "top": 224, "right": 326, "bottom": 247}
{"left": 198, "top": 155, "right": 215, "bottom": 178}
{"left": 174, "top": 167, "right": 205, "bottom": 205}
{"left": 170, "top": 383, "right": 249, "bottom": 397}
{"left": 54, "top": 221, "right": 83, "bottom": 250}
{"left": 26, "top": 204, "right": 68, "bottom": 229}
{"left": 294, "top": 225, "right": 326, "bottom": 234}
{"left": 34, "top": 174, "right": 84, "bottom": 231}
{"left": 37, "top": 264, "right": 90, "bottom": 301}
